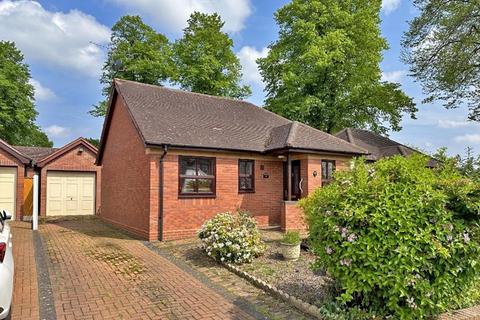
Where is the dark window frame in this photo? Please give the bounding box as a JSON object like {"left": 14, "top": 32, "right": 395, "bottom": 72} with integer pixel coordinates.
{"left": 178, "top": 156, "right": 216, "bottom": 198}
{"left": 321, "top": 160, "right": 336, "bottom": 186}
{"left": 238, "top": 159, "right": 255, "bottom": 193}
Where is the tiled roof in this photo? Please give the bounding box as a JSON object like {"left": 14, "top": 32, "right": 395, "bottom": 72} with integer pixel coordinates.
{"left": 335, "top": 128, "right": 437, "bottom": 166}
{"left": 13, "top": 146, "right": 58, "bottom": 162}
{"left": 112, "top": 79, "right": 368, "bottom": 155}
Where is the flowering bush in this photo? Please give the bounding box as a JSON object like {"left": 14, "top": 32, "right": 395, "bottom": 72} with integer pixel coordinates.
{"left": 300, "top": 155, "right": 480, "bottom": 319}
{"left": 198, "top": 211, "right": 265, "bottom": 264}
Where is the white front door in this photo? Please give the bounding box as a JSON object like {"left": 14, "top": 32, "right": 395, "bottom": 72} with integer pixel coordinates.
{"left": 0, "top": 167, "right": 16, "bottom": 219}
{"left": 46, "top": 171, "right": 95, "bottom": 216}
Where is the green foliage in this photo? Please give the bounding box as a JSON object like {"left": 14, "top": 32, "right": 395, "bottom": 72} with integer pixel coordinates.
{"left": 0, "top": 41, "right": 52, "bottom": 147}
{"left": 434, "top": 147, "right": 480, "bottom": 182}
{"left": 300, "top": 155, "right": 480, "bottom": 319}
{"left": 173, "top": 12, "right": 251, "bottom": 99}
{"left": 85, "top": 138, "right": 100, "bottom": 148}
{"left": 19, "top": 125, "right": 53, "bottom": 147}
{"left": 198, "top": 211, "right": 265, "bottom": 264}
{"left": 258, "top": 0, "right": 416, "bottom": 134}
{"left": 281, "top": 230, "right": 301, "bottom": 245}
{"left": 402, "top": 0, "right": 480, "bottom": 121}
{"left": 91, "top": 15, "right": 175, "bottom": 117}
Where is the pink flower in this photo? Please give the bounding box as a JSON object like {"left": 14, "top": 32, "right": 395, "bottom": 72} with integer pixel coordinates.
{"left": 325, "top": 247, "right": 333, "bottom": 255}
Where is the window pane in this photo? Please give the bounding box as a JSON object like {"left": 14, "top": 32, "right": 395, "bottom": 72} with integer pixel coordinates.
{"left": 197, "top": 179, "right": 213, "bottom": 193}
{"left": 245, "top": 161, "right": 253, "bottom": 175}
{"left": 181, "top": 178, "right": 197, "bottom": 193}
{"left": 181, "top": 158, "right": 196, "bottom": 176}
{"left": 327, "top": 162, "right": 333, "bottom": 178}
{"left": 198, "top": 159, "right": 212, "bottom": 176}
{"left": 239, "top": 161, "right": 246, "bottom": 175}
{"left": 322, "top": 162, "right": 327, "bottom": 179}
{"left": 240, "top": 177, "right": 253, "bottom": 190}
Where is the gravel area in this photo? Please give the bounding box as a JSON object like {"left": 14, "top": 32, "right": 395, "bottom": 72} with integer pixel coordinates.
{"left": 237, "top": 230, "right": 338, "bottom": 308}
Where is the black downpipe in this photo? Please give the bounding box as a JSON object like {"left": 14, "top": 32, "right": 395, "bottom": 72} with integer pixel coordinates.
{"left": 158, "top": 145, "right": 168, "bottom": 241}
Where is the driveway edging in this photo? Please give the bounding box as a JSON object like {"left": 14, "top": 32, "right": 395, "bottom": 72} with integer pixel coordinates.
{"left": 33, "top": 230, "right": 56, "bottom": 320}
{"left": 143, "top": 241, "right": 268, "bottom": 320}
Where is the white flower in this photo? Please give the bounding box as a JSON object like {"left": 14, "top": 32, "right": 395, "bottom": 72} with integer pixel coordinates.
{"left": 325, "top": 247, "right": 333, "bottom": 255}
{"left": 463, "top": 232, "right": 471, "bottom": 243}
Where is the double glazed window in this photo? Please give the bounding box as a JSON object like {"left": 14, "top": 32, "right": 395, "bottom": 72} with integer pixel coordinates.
{"left": 321, "top": 160, "right": 336, "bottom": 186}
{"left": 238, "top": 159, "right": 255, "bottom": 193}
{"left": 179, "top": 156, "right": 215, "bottom": 197}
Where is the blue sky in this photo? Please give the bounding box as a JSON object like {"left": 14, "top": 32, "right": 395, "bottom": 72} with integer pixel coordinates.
{"left": 0, "top": 0, "right": 478, "bottom": 156}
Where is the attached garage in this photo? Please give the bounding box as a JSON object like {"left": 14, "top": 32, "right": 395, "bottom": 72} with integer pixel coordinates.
{"left": 0, "top": 167, "right": 16, "bottom": 218}
{"left": 46, "top": 171, "right": 96, "bottom": 216}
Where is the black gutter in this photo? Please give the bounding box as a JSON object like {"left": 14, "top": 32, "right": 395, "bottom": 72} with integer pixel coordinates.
{"left": 145, "top": 142, "right": 368, "bottom": 157}
{"left": 158, "top": 145, "right": 168, "bottom": 241}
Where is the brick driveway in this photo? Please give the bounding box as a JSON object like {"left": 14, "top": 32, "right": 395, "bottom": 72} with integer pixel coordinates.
{"left": 11, "top": 219, "right": 261, "bottom": 320}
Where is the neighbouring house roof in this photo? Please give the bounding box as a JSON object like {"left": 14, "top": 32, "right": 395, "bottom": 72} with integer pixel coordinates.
{"left": 98, "top": 79, "right": 368, "bottom": 161}
{"left": 13, "top": 146, "right": 58, "bottom": 162}
{"left": 35, "top": 137, "right": 97, "bottom": 167}
{"left": 0, "top": 138, "right": 31, "bottom": 164}
{"left": 335, "top": 128, "right": 437, "bottom": 166}
{"left": 7, "top": 138, "right": 97, "bottom": 167}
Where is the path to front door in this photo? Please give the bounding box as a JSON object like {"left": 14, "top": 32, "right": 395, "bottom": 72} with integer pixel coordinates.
{"left": 10, "top": 220, "right": 261, "bottom": 320}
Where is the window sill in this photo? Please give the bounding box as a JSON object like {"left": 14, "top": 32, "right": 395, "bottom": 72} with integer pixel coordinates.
{"left": 239, "top": 190, "right": 255, "bottom": 194}
{"left": 178, "top": 194, "right": 216, "bottom": 199}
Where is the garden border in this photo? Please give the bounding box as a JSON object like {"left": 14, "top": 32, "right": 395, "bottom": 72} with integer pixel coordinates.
{"left": 223, "top": 262, "right": 322, "bottom": 319}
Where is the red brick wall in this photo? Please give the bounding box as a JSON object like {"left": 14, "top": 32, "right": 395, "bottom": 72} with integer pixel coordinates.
{"left": 40, "top": 146, "right": 101, "bottom": 217}
{"left": 281, "top": 201, "right": 307, "bottom": 232}
{"left": 99, "top": 94, "right": 152, "bottom": 239}
{"left": 160, "top": 151, "right": 284, "bottom": 240}
{"left": 0, "top": 149, "right": 25, "bottom": 220}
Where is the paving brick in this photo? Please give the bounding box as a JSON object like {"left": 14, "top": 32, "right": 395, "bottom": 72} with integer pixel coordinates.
{"left": 39, "top": 219, "right": 257, "bottom": 319}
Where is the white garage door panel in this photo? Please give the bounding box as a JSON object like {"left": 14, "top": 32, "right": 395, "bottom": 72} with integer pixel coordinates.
{"left": 0, "top": 167, "right": 16, "bottom": 219}
{"left": 47, "top": 172, "right": 95, "bottom": 216}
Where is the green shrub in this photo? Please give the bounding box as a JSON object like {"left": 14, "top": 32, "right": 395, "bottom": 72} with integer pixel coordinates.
{"left": 281, "top": 230, "right": 301, "bottom": 245}
{"left": 198, "top": 211, "right": 265, "bottom": 264}
{"left": 300, "top": 155, "right": 480, "bottom": 319}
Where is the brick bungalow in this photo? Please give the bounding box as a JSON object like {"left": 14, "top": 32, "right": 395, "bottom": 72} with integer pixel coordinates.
{"left": 0, "top": 137, "right": 100, "bottom": 220}
{"left": 97, "top": 79, "right": 368, "bottom": 241}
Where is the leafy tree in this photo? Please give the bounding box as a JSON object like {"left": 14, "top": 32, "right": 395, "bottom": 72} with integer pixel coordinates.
{"left": 402, "top": 0, "right": 480, "bottom": 120}
{"left": 173, "top": 12, "right": 251, "bottom": 99}
{"left": 19, "top": 125, "right": 53, "bottom": 147}
{"left": 258, "top": 0, "right": 416, "bottom": 134}
{"left": 0, "top": 41, "right": 52, "bottom": 147}
{"left": 91, "top": 15, "right": 175, "bottom": 117}
{"left": 85, "top": 138, "right": 100, "bottom": 148}
{"left": 434, "top": 147, "right": 480, "bottom": 181}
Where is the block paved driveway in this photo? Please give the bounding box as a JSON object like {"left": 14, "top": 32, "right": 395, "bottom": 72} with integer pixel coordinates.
{"left": 10, "top": 219, "right": 264, "bottom": 320}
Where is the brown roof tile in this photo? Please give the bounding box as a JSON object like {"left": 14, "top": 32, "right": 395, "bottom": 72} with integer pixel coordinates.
{"left": 113, "top": 79, "right": 367, "bottom": 155}
{"left": 13, "top": 146, "right": 58, "bottom": 162}
{"left": 334, "top": 128, "right": 438, "bottom": 166}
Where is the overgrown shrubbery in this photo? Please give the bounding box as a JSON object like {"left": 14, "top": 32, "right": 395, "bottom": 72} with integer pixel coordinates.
{"left": 300, "top": 155, "right": 480, "bottom": 319}
{"left": 198, "top": 211, "right": 265, "bottom": 264}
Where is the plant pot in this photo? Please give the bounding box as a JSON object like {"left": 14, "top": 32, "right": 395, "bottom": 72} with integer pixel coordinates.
{"left": 280, "top": 242, "right": 301, "bottom": 261}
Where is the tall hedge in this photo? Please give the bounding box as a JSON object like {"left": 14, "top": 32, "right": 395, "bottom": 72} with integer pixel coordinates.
{"left": 300, "top": 155, "right": 480, "bottom": 319}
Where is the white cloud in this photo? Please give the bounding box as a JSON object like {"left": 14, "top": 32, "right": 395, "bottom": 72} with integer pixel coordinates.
{"left": 381, "top": 70, "right": 406, "bottom": 83}
{"left": 108, "top": 0, "right": 252, "bottom": 33}
{"left": 29, "top": 79, "right": 56, "bottom": 101}
{"left": 438, "top": 119, "right": 476, "bottom": 129}
{"left": 237, "top": 46, "right": 269, "bottom": 87}
{"left": 0, "top": 1, "right": 110, "bottom": 77}
{"left": 44, "top": 125, "right": 70, "bottom": 138}
{"left": 454, "top": 134, "right": 480, "bottom": 144}
{"left": 382, "top": 0, "right": 401, "bottom": 14}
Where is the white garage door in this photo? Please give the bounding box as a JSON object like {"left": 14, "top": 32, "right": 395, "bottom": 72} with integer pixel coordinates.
{"left": 46, "top": 171, "right": 95, "bottom": 216}
{"left": 0, "top": 167, "right": 16, "bottom": 219}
